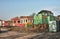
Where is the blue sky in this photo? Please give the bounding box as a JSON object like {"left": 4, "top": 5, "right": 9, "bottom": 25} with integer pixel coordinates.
{"left": 0, "top": 0, "right": 60, "bottom": 20}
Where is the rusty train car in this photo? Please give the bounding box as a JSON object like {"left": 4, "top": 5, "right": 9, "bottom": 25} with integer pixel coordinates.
{"left": 0, "top": 10, "right": 60, "bottom": 32}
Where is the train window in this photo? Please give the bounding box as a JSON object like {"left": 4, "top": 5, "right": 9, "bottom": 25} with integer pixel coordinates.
{"left": 20, "top": 20, "right": 23, "bottom": 23}
{"left": 18, "top": 21, "right": 20, "bottom": 23}
{"left": 24, "top": 20, "right": 25, "bottom": 22}
{"left": 26, "top": 20, "right": 27, "bottom": 22}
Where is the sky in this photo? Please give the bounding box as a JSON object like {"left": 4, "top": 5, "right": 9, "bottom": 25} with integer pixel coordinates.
{"left": 0, "top": 0, "right": 60, "bottom": 20}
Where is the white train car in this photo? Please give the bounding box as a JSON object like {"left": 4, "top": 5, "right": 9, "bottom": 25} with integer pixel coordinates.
{"left": 49, "top": 21, "right": 57, "bottom": 32}
{"left": 49, "top": 20, "right": 60, "bottom": 32}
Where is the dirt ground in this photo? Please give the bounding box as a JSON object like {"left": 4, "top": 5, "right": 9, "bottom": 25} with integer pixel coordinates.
{"left": 0, "top": 31, "right": 60, "bottom": 39}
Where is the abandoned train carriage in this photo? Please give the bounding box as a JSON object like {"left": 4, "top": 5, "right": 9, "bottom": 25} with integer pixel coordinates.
{"left": 10, "top": 17, "right": 20, "bottom": 26}
{"left": 33, "top": 10, "right": 56, "bottom": 32}
{"left": 10, "top": 16, "right": 33, "bottom": 27}
{"left": 1, "top": 10, "right": 60, "bottom": 32}
{"left": 34, "top": 10, "right": 55, "bottom": 24}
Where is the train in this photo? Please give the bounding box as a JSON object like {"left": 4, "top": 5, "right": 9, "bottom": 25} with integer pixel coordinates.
{"left": 0, "top": 10, "right": 60, "bottom": 32}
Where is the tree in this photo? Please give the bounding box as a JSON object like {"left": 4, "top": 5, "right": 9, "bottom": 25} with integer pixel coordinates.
{"left": 30, "top": 13, "right": 36, "bottom": 16}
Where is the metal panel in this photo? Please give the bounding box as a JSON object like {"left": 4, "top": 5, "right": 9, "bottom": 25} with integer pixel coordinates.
{"left": 47, "top": 16, "right": 50, "bottom": 23}
{"left": 49, "top": 21, "right": 57, "bottom": 32}
{"left": 38, "top": 14, "right": 42, "bottom": 24}
{"left": 34, "top": 15, "right": 39, "bottom": 24}
{"left": 56, "top": 20, "right": 60, "bottom": 31}
{"left": 42, "top": 16, "right": 48, "bottom": 24}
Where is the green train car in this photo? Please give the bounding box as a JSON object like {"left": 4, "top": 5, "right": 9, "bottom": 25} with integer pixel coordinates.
{"left": 34, "top": 10, "right": 55, "bottom": 25}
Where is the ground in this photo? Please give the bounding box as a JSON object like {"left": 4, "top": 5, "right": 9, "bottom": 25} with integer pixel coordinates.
{"left": 0, "top": 30, "right": 60, "bottom": 39}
